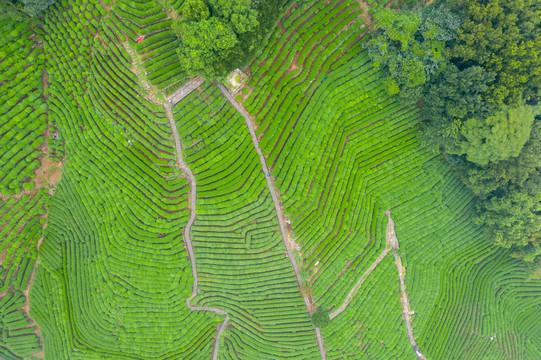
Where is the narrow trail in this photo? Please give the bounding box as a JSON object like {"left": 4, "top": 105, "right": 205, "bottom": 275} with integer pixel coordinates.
{"left": 164, "top": 104, "right": 229, "bottom": 360}
{"left": 167, "top": 76, "right": 205, "bottom": 106}
{"left": 329, "top": 246, "right": 390, "bottom": 320}
{"left": 123, "top": 41, "right": 228, "bottom": 358}
{"left": 356, "top": 0, "right": 374, "bottom": 31}
{"left": 123, "top": 42, "right": 164, "bottom": 104}
{"left": 327, "top": 210, "right": 427, "bottom": 359}
{"left": 386, "top": 210, "right": 427, "bottom": 360}
{"left": 216, "top": 82, "right": 327, "bottom": 360}
{"left": 329, "top": 208, "right": 398, "bottom": 320}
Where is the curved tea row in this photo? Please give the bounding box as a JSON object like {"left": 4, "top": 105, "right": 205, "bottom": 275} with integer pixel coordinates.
{"left": 242, "top": 0, "right": 541, "bottom": 358}
{"left": 173, "top": 85, "right": 321, "bottom": 359}
{"left": 31, "top": 1, "right": 219, "bottom": 358}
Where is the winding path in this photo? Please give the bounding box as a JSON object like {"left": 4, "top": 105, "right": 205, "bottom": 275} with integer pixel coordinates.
{"left": 124, "top": 38, "right": 228, "bottom": 359}
{"left": 216, "top": 82, "right": 327, "bottom": 360}
{"left": 124, "top": 44, "right": 417, "bottom": 359}
{"left": 329, "top": 246, "right": 390, "bottom": 320}
{"left": 386, "top": 210, "right": 427, "bottom": 360}
{"left": 164, "top": 104, "right": 229, "bottom": 360}
{"left": 328, "top": 209, "right": 427, "bottom": 359}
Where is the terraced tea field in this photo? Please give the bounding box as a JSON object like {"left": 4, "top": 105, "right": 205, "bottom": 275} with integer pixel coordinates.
{"left": 240, "top": 1, "right": 541, "bottom": 358}
{"left": 1, "top": 0, "right": 540, "bottom": 359}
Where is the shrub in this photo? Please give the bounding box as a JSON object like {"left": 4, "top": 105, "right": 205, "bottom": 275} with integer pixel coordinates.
{"left": 311, "top": 308, "right": 329, "bottom": 329}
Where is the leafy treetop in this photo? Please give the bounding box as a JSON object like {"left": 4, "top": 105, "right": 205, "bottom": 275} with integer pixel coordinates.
{"left": 364, "top": 5, "right": 462, "bottom": 97}
{"left": 449, "top": 105, "right": 536, "bottom": 166}
{"left": 174, "top": 0, "right": 258, "bottom": 78}
{"left": 311, "top": 308, "right": 330, "bottom": 329}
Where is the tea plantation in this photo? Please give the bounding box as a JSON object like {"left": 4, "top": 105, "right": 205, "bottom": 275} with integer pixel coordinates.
{"left": 0, "top": 0, "right": 540, "bottom": 359}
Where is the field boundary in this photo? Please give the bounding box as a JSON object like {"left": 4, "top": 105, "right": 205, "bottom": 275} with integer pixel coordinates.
{"left": 164, "top": 103, "right": 230, "bottom": 360}
{"left": 216, "top": 81, "right": 327, "bottom": 360}
{"left": 386, "top": 210, "right": 427, "bottom": 360}
{"left": 124, "top": 39, "right": 229, "bottom": 359}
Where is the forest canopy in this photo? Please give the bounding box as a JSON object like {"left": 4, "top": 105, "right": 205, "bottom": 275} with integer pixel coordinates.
{"left": 173, "top": 0, "right": 287, "bottom": 78}
{"left": 1, "top": 0, "right": 54, "bottom": 17}
{"left": 368, "top": 0, "right": 541, "bottom": 264}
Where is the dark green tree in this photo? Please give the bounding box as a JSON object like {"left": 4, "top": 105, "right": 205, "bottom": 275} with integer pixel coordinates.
{"left": 311, "top": 308, "right": 330, "bottom": 329}
{"left": 364, "top": 5, "right": 462, "bottom": 97}
{"left": 474, "top": 185, "right": 541, "bottom": 259}
{"left": 208, "top": 0, "right": 257, "bottom": 34}
{"left": 219, "top": 0, "right": 289, "bottom": 71}
{"left": 452, "top": 0, "right": 541, "bottom": 106}
{"left": 175, "top": 17, "right": 238, "bottom": 78}
{"left": 21, "top": 0, "right": 54, "bottom": 16}
{"left": 0, "top": 0, "right": 30, "bottom": 21}
{"left": 422, "top": 65, "right": 495, "bottom": 126}
{"left": 174, "top": 0, "right": 259, "bottom": 78}
{"left": 420, "top": 65, "right": 496, "bottom": 153}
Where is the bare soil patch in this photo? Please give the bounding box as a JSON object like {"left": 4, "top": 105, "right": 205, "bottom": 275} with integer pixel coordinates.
{"left": 286, "top": 52, "right": 301, "bottom": 74}
{"left": 357, "top": 0, "right": 374, "bottom": 31}
{"left": 167, "top": 9, "right": 180, "bottom": 19}
{"left": 34, "top": 129, "right": 64, "bottom": 194}
{"left": 277, "top": 20, "right": 286, "bottom": 35}
{"left": 45, "top": 163, "right": 62, "bottom": 187}
{"left": 41, "top": 70, "right": 50, "bottom": 100}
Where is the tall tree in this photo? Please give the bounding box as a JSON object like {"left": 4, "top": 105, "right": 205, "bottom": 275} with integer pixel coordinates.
{"left": 474, "top": 184, "right": 541, "bottom": 259}
{"left": 451, "top": 105, "right": 536, "bottom": 166}
{"left": 452, "top": 115, "right": 541, "bottom": 197}
{"left": 413, "top": 0, "right": 541, "bottom": 265}
{"left": 207, "top": 0, "right": 257, "bottom": 34}
{"left": 181, "top": 0, "right": 209, "bottom": 21}
{"left": 420, "top": 64, "right": 496, "bottom": 152}
{"left": 457, "top": 118, "right": 541, "bottom": 262}
{"left": 175, "top": 17, "right": 238, "bottom": 77}
{"left": 174, "top": 0, "right": 258, "bottom": 78}
{"left": 0, "top": 0, "right": 30, "bottom": 21}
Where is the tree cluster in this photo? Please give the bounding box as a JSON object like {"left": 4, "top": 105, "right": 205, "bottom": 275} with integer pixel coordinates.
{"left": 173, "top": 0, "right": 258, "bottom": 78}
{"left": 451, "top": 0, "right": 541, "bottom": 107}
{"left": 311, "top": 308, "right": 329, "bottom": 329}
{"left": 367, "top": 0, "right": 541, "bottom": 263}
{"left": 173, "top": 0, "right": 287, "bottom": 78}
{"left": 364, "top": 5, "right": 462, "bottom": 97}
{"left": 452, "top": 116, "right": 541, "bottom": 262}
{"left": 1, "top": 0, "right": 54, "bottom": 18}
{"left": 420, "top": 0, "right": 541, "bottom": 262}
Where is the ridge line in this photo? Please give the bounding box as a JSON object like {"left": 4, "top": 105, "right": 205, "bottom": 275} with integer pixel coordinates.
{"left": 215, "top": 81, "right": 327, "bottom": 360}
{"left": 164, "top": 103, "right": 229, "bottom": 360}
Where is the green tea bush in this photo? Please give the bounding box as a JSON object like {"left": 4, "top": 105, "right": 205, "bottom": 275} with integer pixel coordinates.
{"left": 111, "top": 0, "right": 186, "bottom": 94}
{"left": 173, "top": 86, "right": 321, "bottom": 358}
{"left": 2, "top": 0, "right": 539, "bottom": 359}
{"left": 243, "top": 0, "right": 541, "bottom": 358}
{"left": 0, "top": 18, "right": 47, "bottom": 194}
{"left": 26, "top": 2, "right": 221, "bottom": 358}
{"left": 0, "top": 191, "right": 48, "bottom": 357}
